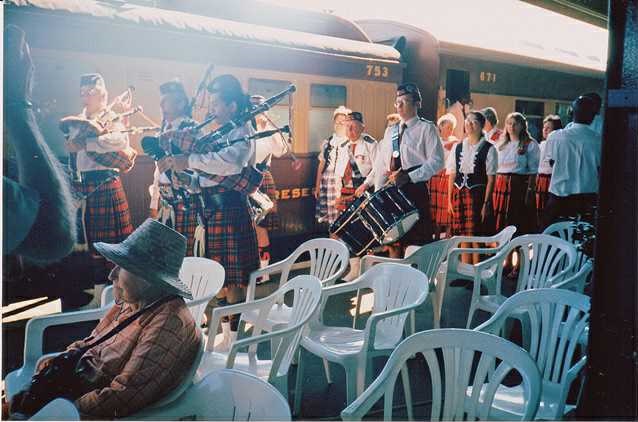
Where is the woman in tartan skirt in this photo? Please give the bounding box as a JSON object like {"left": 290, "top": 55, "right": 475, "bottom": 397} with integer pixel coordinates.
{"left": 447, "top": 111, "right": 498, "bottom": 264}
{"left": 493, "top": 112, "right": 540, "bottom": 235}
{"left": 315, "top": 106, "right": 350, "bottom": 226}
{"left": 431, "top": 113, "right": 460, "bottom": 239}
{"left": 536, "top": 115, "right": 563, "bottom": 228}
{"left": 158, "top": 74, "right": 260, "bottom": 349}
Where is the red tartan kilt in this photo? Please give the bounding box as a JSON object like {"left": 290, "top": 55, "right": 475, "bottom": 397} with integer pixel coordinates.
{"left": 257, "top": 170, "right": 280, "bottom": 231}
{"left": 429, "top": 171, "right": 450, "bottom": 227}
{"left": 337, "top": 187, "right": 356, "bottom": 211}
{"left": 492, "top": 173, "right": 534, "bottom": 234}
{"left": 173, "top": 200, "right": 201, "bottom": 257}
{"left": 451, "top": 186, "right": 490, "bottom": 236}
{"left": 202, "top": 189, "right": 259, "bottom": 288}
{"left": 77, "top": 176, "right": 133, "bottom": 244}
{"left": 535, "top": 173, "right": 551, "bottom": 214}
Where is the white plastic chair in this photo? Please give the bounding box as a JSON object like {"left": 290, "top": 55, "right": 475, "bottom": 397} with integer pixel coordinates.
{"left": 341, "top": 329, "right": 541, "bottom": 421}
{"left": 553, "top": 259, "right": 593, "bottom": 294}
{"left": 358, "top": 239, "right": 449, "bottom": 330}
{"left": 179, "top": 257, "right": 225, "bottom": 326}
{"left": 467, "top": 234, "right": 577, "bottom": 328}
{"left": 445, "top": 226, "right": 517, "bottom": 286}
{"left": 130, "top": 369, "right": 291, "bottom": 421}
{"left": 196, "top": 275, "right": 322, "bottom": 400}
{"left": 543, "top": 220, "right": 594, "bottom": 281}
{"left": 29, "top": 398, "right": 80, "bottom": 421}
{"left": 475, "top": 289, "right": 590, "bottom": 420}
{"left": 293, "top": 263, "right": 429, "bottom": 411}
{"left": 243, "top": 238, "right": 349, "bottom": 331}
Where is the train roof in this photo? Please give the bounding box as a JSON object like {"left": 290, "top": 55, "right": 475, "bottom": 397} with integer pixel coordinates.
{"left": 6, "top": 0, "right": 401, "bottom": 63}
{"left": 268, "top": 0, "right": 608, "bottom": 77}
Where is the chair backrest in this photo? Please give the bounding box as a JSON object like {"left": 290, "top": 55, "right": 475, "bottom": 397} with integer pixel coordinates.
{"left": 491, "top": 234, "right": 577, "bottom": 295}
{"left": 543, "top": 221, "right": 594, "bottom": 245}
{"left": 402, "top": 239, "right": 450, "bottom": 281}
{"left": 363, "top": 263, "right": 429, "bottom": 348}
{"left": 101, "top": 286, "right": 114, "bottom": 307}
{"left": 341, "top": 329, "right": 541, "bottom": 421}
{"left": 30, "top": 398, "right": 80, "bottom": 421}
{"left": 245, "top": 275, "right": 323, "bottom": 379}
{"left": 476, "top": 289, "right": 590, "bottom": 390}
{"left": 179, "top": 257, "right": 225, "bottom": 325}
{"left": 494, "top": 225, "right": 518, "bottom": 245}
{"left": 281, "top": 238, "right": 349, "bottom": 287}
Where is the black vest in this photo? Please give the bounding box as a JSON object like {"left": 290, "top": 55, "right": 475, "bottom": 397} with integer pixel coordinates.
{"left": 454, "top": 140, "right": 492, "bottom": 189}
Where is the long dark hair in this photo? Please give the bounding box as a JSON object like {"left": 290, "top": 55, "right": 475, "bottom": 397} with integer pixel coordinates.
{"left": 500, "top": 112, "right": 534, "bottom": 153}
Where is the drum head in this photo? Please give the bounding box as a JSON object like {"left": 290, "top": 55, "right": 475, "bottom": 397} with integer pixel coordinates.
{"left": 379, "top": 210, "right": 420, "bottom": 244}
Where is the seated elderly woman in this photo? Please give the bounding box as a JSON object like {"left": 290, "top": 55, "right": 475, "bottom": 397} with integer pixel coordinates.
{"left": 8, "top": 219, "right": 202, "bottom": 419}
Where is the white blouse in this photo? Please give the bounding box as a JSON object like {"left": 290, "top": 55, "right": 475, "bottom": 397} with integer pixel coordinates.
{"left": 495, "top": 139, "right": 540, "bottom": 175}
{"left": 446, "top": 138, "right": 498, "bottom": 176}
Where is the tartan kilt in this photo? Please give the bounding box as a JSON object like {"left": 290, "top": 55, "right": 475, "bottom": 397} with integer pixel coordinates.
{"left": 493, "top": 173, "right": 535, "bottom": 234}
{"left": 535, "top": 173, "right": 551, "bottom": 226}
{"left": 336, "top": 186, "right": 357, "bottom": 212}
{"left": 257, "top": 170, "right": 280, "bottom": 231}
{"left": 174, "top": 199, "right": 202, "bottom": 257}
{"left": 429, "top": 171, "right": 450, "bottom": 227}
{"left": 75, "top": 175, "right": 133, "bottom": 245}
{"left": 315, "top": 170, "right": 338, "bottom": 225}
{"left": 201, "top": 188, "right": 259, "bottom": 288}
{"left": 451, "top": 186, "right": 493, "bottom": 236}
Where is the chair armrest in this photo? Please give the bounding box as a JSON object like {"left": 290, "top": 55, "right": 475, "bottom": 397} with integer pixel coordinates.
{"left": 225, "top": 324, "right": 297, "bottom": 367}
{"left": 360, "top": 255, "right": 403, "bottom": 273}
{"left": 246, "top": 259, "right": 290, "bottom": 301}
{"left": 447, "top": 247, "right": 502, "bottom": 272}
{"left": 208, "top": 297, "right": 274, "bottom": 351}
{"left": 363, "top": 295, "right": 426, "bottom": 351}
{"left": 23, "top": 307, "right": 107, "bottom": 369}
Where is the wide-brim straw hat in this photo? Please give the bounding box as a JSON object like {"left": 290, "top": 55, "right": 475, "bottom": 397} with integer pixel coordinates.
{"left": 93, "top": 219, "right": 193, "bottom": 299}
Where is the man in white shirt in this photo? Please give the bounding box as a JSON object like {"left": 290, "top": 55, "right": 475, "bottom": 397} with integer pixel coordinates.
{"left": 482, "top": 107, "right": 503, "bottom": 144}
{"left": 356, "top": 83, "right": 444, "bottom": 256}
{"left": 543, "top": 95, "right": 601, "bottom": 228}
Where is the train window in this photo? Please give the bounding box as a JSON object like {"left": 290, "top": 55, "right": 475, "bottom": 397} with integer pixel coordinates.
{"left": 248, "top": 78, "right": 291, "bottom": 129}
{"left": 515, "top": 100, "right": 544, "bottom": 141}
{"left": 309, "top": 84, "right": 347, "bottom": 151}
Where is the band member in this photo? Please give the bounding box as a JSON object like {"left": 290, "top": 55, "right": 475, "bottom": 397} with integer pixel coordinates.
{"left": 536, "top": 114, "right": 563, "bottom": 228}
{"left": 250, "top": 95, "right": 290, "bottom": 281}
{"left": 431, "top": 113, "right": 460, "bottom": 239}
{"left": 65, "top": 73, "right": 137, "bottom": 307}
{"left": 315, "top": 105, "right": 350, "bottom": 225}
{"left": 446, "top": 111, "right": 497, "bottom": 264}
{"left": 493, "top": 112, "right": 540, "bottom": 235}
{"left": 357, "top": 83, "right": 444, "bottom": 258}
{"left": 335, "top": 111, "right": 377, "bottom": 279}
{"left": 481, "top": 107, "right": 503, "bottom": 144}
{"left": 543, "top": 96, "right": 601, "bottom": 227}
{"left": 158, "top": 74, "right": 259, "bottom": 349}
{"left": 148, "top": 80, "right": 200, "bottom": 255}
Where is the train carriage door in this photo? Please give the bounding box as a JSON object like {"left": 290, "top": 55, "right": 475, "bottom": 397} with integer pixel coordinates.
{"left": 515, "top": 99, "right": 545, "bottom": 141}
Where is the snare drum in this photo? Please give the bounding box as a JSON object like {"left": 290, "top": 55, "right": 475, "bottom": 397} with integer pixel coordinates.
{"left": 359, "top": 185, "right": 420, "bottom": 245}
{"left": 329, "top": 196, "right": 379, "bottom": 256}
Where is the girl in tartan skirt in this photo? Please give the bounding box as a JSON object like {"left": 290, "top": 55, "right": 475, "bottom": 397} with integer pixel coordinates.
{"left": 315, "top": 106, "right": 350, "bottom": 226}
{"left": 158, "top": 74, "right": 260, "bottom": 349}
{"left": 431, "top": 113, "right": 460, "bottom": 239}
{"left": 536, "top": 115, "right": 563, "bottom": 228}
{"left": 447, "top": 111, "right": 498, "bottom": 264}
{"left": 493, "top": 112, "right": 540, "bottom": 235}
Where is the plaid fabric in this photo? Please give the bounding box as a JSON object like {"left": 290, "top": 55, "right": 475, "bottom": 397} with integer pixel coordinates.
{"left": 535, "top": 173, "right": 551, "bottom": 226}
{"left": 429, "top": 170, "right": 450, "bottom": 227}
{"left": 451, "top": 186, "right": 492, "bottom": 236}
{"left": 86, "top": 147, "right": 138, "bottom": 173}
{"left": 158, "top": 191, "right": 202, "bottom": 257}
{"left": 257, "top": 170, "right": 280, "bottom": 230}
{"left": 160, "top": 128, "right": 197, "bottom": 153}
{"left": 199, "top": 166, "right": 264, "bottom": 195}
{"left": 201, "top": 187, "right": 259, "bottom": 287}
{"left": 75, "top": 176, "right": 133, "bottom": 244}
{"left": 336, "top": 187, "right": 357, "bottom": 212}
{"left": 493, "top": 173, "right": 535, "bottom": 234}
{"left": 33, "top": 298, "right": 201, "bottom": 418}
{"left": 315, "top": 170, "right": 339, "bottom": 224}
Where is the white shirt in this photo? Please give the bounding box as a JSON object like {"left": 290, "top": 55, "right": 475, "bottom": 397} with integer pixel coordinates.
{"left": 495, "top": 139, "right": 540, "bottom": 175}
{"left": 317, "top": 134, "right": 347, "bottom": 172}
{"left": 547, "top": 123, "right": 601, "bottom": 196}
{"left": 537, "top": 140, "right": 553, "bottom": 175}
{"left": 334, "top": 135, "right": 378, "bottom": 192}
{"left": 446, "top": 138, "right": 498, "bottom": 176}
{"left": 188, "top": 123, "right": 256, "bottom": 188}
{"left": 366, "top": 116, "right": 445, "bottom": 190}
{"left": 565, "top": 114, "right": 603, "bottom": 136}
{"left": 76, "top": 108, "right": 130, "bottom": 172}
{"left": 255, "top": 123, "right": 289, "bottom": 166}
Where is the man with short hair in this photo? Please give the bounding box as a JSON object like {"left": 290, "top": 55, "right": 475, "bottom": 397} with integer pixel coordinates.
{"left": 357, "top": 83, "right": 444, "bottom": 257}
{"left": 481, "top": 107, "right": 503, "bottom": 144}
{"left": 543, "top": 95, "right": 601, "bottom": 227}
